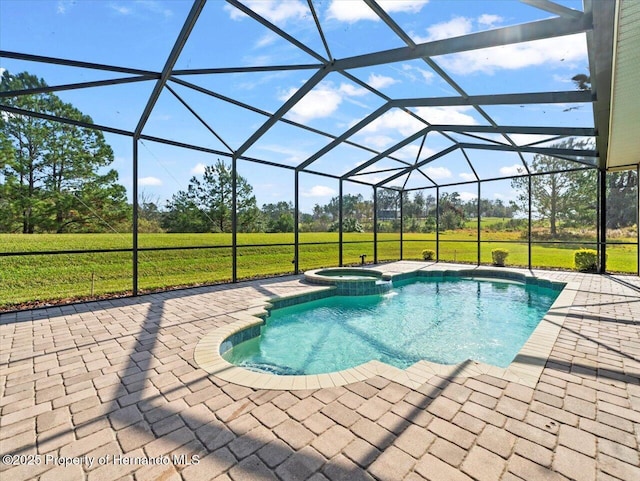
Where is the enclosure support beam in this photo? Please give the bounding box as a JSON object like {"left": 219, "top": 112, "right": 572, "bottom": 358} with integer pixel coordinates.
{"left": 0, "top": 49, "right": 158, "bottom": 76}
{"left": 0, "top": 105, "right": 133, "bottom": 137}
{"left": 132, "top": 138, "right": 139, "bottom": 296}
{"left": 458, "top": 142, "right": 598, "bottom": 161}
{"left": 373, "top": 187, "right": 378, "bottom": 264}
{"left": 427, "top": 124, "right": 595, "bottom": 136}
{"left": 376, "top": 145, "right": 459, "bottom": 187}
{"left": 521, "top": 0, "right": 583, "bottom": 19}
{"left": 0, "top": 75, "right": 158, "bottom": 99}
{"left": 294, "top": 171, "right": 300, "bottom": 274}
{"left": 339, "top": 181, "right": 344, "bottom": 267}
{"left": 134, "top": 0, "right": 206, "bottom": 137}
{"left": 172, "top": 64, "right": 321, "bottom": 75}
{"left": 393, "top": 90, "right": 593, "bottom": 108}
{"left": 236, "top": 67, "right": 331, "bottom": 158}
{"left": 343, "top": 127, "right": 433, "bottom": 178}
{"left": 226, "top": 0, "right": 327, "bottom": 64}
{"left": 297, "top": 103, "right": 392, "bottom": 171}
{"left": 334, "top": 13, "right": 591, "bottom": 70}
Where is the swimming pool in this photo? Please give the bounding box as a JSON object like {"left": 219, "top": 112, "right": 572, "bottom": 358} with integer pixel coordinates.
{"left": 222, "top": 275, "right": 561, "bottom": 375}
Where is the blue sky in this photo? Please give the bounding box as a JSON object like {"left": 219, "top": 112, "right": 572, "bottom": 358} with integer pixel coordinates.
{"left": 0, "top": 0, "right": 594, "bottom": 212}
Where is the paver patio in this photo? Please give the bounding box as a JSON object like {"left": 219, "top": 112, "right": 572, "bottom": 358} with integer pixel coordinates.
{"left": 1, "top": 262, "right": 639, "bottom": 481}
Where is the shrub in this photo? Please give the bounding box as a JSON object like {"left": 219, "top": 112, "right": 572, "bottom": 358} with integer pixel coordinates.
{"left": 485, "top": 218, "right": 528, "bottom": 233}
{"left": 422, "top": 216, "right": 436, "bottom": 233}
{"left": 422, "top": 249, "right": 436, "bottom": 261}
{"left": 329, "top": 218, "right": 363, "bottom": 233}
{"left": 574, "top": 249, "right": 599, "bottom": 272}
{"left": 491, "top": 248, "right": 509, "bottom": 266}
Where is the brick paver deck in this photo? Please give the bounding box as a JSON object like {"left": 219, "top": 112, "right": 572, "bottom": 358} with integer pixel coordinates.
{"left": 1, "top": 262, "right": 638, "bottom": 481}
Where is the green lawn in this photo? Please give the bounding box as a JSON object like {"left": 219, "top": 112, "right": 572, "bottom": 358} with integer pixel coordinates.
{"left": 0, "top": 231, "right": 636, "bottom": 309}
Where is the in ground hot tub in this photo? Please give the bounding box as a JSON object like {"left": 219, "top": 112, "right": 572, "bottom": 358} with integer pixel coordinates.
{"left": 304, "top": 267, "right": 392, "bottom": 295}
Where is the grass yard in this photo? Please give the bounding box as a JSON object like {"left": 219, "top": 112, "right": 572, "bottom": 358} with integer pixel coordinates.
{"left": 0, "top": 231, "right": 636, "bottom": 309}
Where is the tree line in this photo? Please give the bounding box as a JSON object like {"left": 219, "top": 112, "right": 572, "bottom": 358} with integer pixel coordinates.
{"left": 138, "top": 164, "right": 519, "bottom": 235}
{"left": 1, "top": 71, "right": 128, "bottom": 233}
{"left": 1, "top": 70, "right": 636, "bottom": 237}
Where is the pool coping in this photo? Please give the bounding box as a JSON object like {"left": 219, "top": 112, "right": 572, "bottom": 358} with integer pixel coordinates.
{"left": 194, "top": 266, "right": 579, "bottom": 390}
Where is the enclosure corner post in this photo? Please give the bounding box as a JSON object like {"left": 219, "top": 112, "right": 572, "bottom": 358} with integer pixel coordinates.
{"left": 232, "top": 155, "right": 238, "bottom": 283}
{"left": 132, "top": 137, "right": 139, "bottom": 296}
{"left": 477, "top": 181, "right": 481, "bottom": 266}
{"left": 598, "top": 168, "right": 607, "bottom": 273}
{"left": 436, "top": 186, "right": 440, "bottom": 262}
{"left": 528, "top": 175, "right": 532, "bottom": 270}
{"left": 294, "top": 170, "right": 299, "bottom": 274}
{"left": 373, "top": 186, "right": 378, "bottom": 264}
{"left": 399, "top": 189, "right": 404, "bottom": 261}
{"left": 339, "top": 180, "right": 343, "bottom": 267}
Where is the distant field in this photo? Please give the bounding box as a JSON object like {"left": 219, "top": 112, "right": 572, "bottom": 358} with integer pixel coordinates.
{"left": 1, "top": 230, "right": 636, "bottom": 309}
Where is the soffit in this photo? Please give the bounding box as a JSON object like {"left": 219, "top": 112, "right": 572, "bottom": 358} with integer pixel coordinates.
{"left": 607, "top": 0, "right": 640, "bottom": 170}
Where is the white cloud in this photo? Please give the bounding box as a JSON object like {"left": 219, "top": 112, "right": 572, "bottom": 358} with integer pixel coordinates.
{"left": 393, "top": 144, "right": 437, "bottom": 162}
{"left": 327, "top": 1, "right": 377, "bottom": 22}
{"left": 280, "top": 82, "right": 369, "bottom": 122}
{"left": 360, "top": 110, "right": 424, "bottom": 137}
{"left": 440, "top": 34, "right": 587, "bottom": 75}
{"left": 411, "top": 15, "right": 586, "bottom": 75}
{"left": 395, "top": 144, "right": 420, "bottom": 161}
{"left": 400, "top": 64, "right": 435, "bottom": 84}
{"left": 255, "top": 33, "right": 278, "bottom": 49}
{"left": 459, "top": 172, "right": 476, "bottom": 181}
{"left": 237, "top": 71, "right": 288, "bottom": 90}
{"left": 424, "top": 166, "right": 452, "bottom": 179}
{"left": 257, "top": 144, "right": 309, "bottom": 164}
{"left": 552, "top": 74, "right": 574, "bottom": 84}
{"left": 280, "top": 86, "right": 341, "bottom": 121}
{"left": 418, "top": 16, "right": 473, "bottom": 42}
{"left": 225, "top": 0, "right": 307, "bottom": 23}
{"left": 302, "top": 185, "right": 337, "bottom": 197}
{"left": 387, "top": 179, "right": 405, "bottom": 188}
{"left": 358, "top": 106, "right": 475, "bottom": 142}
{"left": 191, "top": 163, "right": 206, "bottom": 175}
{"left": 136, "top": 1, "right": 173, "bottom": 18}
{"left": 478, "top": 14, "right": 503, "bottom": 27}
{"left": 108, "top": 1, "right": 171, "bottom": 17}
{"left": 493, "top": 192, "right": 518, "bottom": 203}
{"left": 110, "top": 4, "right": 132, "bottom": 15}
{"left": 414, "top": 106, "right": 477, "bottom": 125}
{"left": 499, "top": 164, "right": 526, "bottom": 176}
{"left": 138, "top": 176, "right": 162, "bottom": 186}
{"left": 458, "top": 191, "right": 478, "bottom": 202}
{"left": 368, "top": 73, "right": 398, "bottom": 89}
{"left": 327, "top": 0, "right": 429, "bottom": 23}
{"left": 57, "top": 0, "right": 75, "bottom": 14}
{"left": 510, "top": 134, "right": 556, "bottom": 146}
{"left": 363, "top": 135, "right": 394, "bottom": 149}
{"left": 339, "top": 83, "right": 368, "bottom": 97}
{"left": 357, "top": 173, "right": 386, "bottom": 184}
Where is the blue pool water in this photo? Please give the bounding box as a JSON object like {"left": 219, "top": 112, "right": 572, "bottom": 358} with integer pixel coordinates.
{"left": 223, "top": 278, "right": 560, "bottom": 374}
